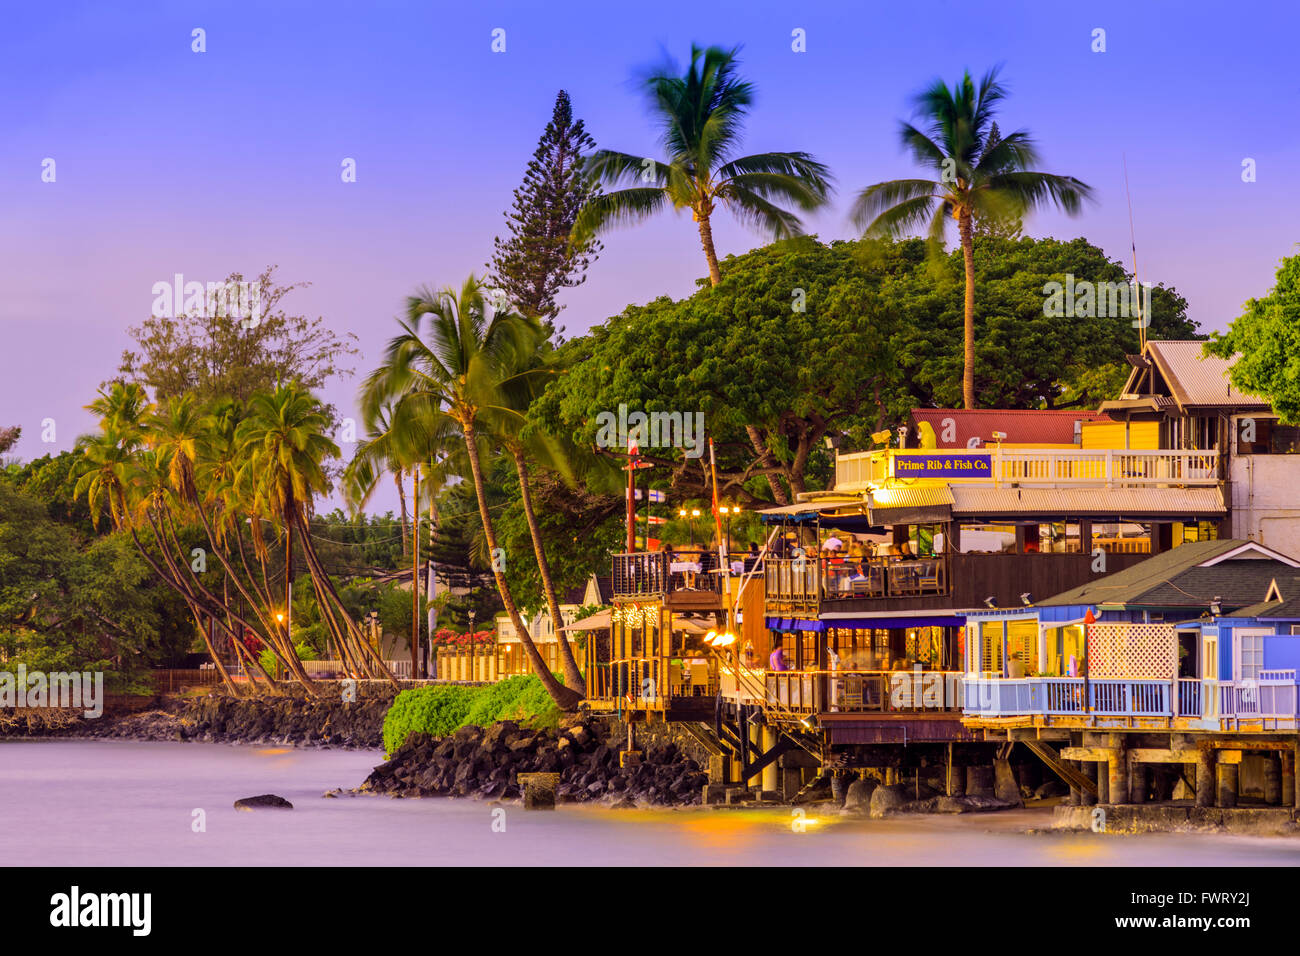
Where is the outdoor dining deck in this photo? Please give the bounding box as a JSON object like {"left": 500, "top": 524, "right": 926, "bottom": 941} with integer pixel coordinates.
{"left": 763, "top": 668, "right": 964, "bottom": 716}
{"left": 611, "top": 550, "right": 757, "bottom": 599}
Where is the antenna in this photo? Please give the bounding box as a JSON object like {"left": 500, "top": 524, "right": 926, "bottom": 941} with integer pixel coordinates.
{"left": 1123, "top": 153, "right": 1146, "bottom": 350}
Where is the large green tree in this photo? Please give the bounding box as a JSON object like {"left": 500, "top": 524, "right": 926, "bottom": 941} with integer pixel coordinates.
{"left": 573, "top": 44, "right": 832, "bottom": 286}
{"left": 1206, "top": 250, "right": 1300, "bottom": 421}
{"left": 851, "top": 67, "right": 1093, "bottom": 410}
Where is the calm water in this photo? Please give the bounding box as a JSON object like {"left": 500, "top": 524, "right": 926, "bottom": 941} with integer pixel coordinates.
{"left": 4, "top": 739, "right": 1300, "bottom": 866}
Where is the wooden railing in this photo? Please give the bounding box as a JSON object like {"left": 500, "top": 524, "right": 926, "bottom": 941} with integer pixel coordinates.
{"left": 835, "top": 447, "right": 1221, "bottom": 491}
{"left": 763, "top": 669, "right": 964, "bottom": 715}
{"left": 765, "top": 554, "right": 950, "bottom": 604}
{"left": 611, "top": 551, "right": 732, "bottom": 598}
{"left": 586, "top": 657, "right": 719, "bottom": 706}
{"left": 1219, "top": 670, "right": 1299, "bottom": 719}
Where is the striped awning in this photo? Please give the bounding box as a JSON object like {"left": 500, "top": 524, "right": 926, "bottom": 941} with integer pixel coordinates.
{"left": 868, "top": 485, "right": 955, "bottom": 525}
{"left": 949, "top": 485, "right": 1226, "bottom": 518}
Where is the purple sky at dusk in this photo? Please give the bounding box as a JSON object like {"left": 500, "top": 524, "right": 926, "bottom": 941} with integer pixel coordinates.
{"left": 4, "top": 0, "right": 1297, "bottom": 515}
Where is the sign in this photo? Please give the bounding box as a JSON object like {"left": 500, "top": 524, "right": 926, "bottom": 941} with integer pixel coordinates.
{"left": 632, "top": 489, "right": 666, "bottom": 502}
{"left": 892, "top": 453, "right": 992, "bottom": 479}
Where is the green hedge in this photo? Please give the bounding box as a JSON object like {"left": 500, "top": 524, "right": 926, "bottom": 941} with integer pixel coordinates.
{"left": 381, "top": 675, "right": 562, "bottom": 755}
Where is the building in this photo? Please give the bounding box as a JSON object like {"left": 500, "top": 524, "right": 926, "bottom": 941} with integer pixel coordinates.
{"left": 960, "top": 540, "right": 1300, "bottom": 809}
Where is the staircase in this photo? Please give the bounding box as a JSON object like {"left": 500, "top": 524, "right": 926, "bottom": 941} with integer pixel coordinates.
{"left": 1020, "top": 739, "right": 1099, "bottom": 797}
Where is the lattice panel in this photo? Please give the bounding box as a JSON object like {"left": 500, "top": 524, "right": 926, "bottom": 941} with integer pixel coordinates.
{"left": 1087, "top": 623, "right": 1176, "bottom": 679}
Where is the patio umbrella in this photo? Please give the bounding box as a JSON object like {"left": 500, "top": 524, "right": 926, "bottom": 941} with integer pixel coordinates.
{"left": 822, "top": 537, "right": 844, "bottom": 550}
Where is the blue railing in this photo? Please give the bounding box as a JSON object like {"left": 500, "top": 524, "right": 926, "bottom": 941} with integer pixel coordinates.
{"left": 963, "top": 677, "right": 1174, "bottom": 717}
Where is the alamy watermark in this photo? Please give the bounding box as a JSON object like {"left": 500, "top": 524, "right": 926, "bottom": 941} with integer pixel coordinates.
{"left": 0, "top": 665, "right": 104, "bottom": 718}
{"left": 151, "top": 273, "right": 263, "bottom": 328}
{"left": 1042, "top": 275, "right": 1151, "bottom": 327}
{"left": 594, "top": 403, "right": 705, "bottom": 459}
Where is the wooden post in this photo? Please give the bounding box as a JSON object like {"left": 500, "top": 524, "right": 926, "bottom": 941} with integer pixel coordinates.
{"left": 1264, "top": 753, "right": 1283, "bottom": 806}
{"left": 946, "top": 743, "right": 965, "bottom": 797}
{"left": 1107, "top": 736, "right": 1127, "bottom": 804}
{"left": 1094, "top": 759, "right": 1108, "bottom": 805}
{"left": 1068, "top": 760, "right": 1082, "bottom": 806}
{"left": 1216, "top": 762, "right": 1238, "bottom": 808}
{"left": 762, "top": 726, "right": 780, "bottom": 794}
{"left": 1129, "top": 760, "right": 1146, "bottom": 804}
{"left": 1289, "top": 747, "right": 1299, "bottom": 809}
{"left": 1195, "top": 750, "right": 1215, "bottom": 808}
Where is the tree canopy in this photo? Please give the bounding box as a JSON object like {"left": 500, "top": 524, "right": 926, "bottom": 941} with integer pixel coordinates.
{"left": 1206, "top": 249, "right": 1300, "bottom": 423}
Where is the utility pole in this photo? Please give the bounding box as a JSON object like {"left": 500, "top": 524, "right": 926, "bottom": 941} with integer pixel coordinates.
{"left": 411, "top": 468, "right": 420, "bottom": 681}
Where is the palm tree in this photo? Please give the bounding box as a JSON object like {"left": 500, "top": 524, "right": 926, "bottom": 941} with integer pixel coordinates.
{"left": 480, "top": 335, "right": 586, "bottom": 695}
{"left": 361, "top": 276, "right": 583, "bottom": 710}
{"left": 342, "top": 404, "right": 411, "bottom": 556}
{"left": 573, "top": 44, "right": 832, "bottom": 286}
{"left": 850, "top": 67, "right": 1093, "bottom": 409}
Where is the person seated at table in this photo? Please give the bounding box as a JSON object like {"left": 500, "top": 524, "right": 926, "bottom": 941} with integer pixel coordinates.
{"left": 897, "top": 541, "right": 915, "bottom": 559}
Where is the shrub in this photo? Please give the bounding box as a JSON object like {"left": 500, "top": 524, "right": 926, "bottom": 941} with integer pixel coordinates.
{"left": 381, "top": 674, "right": 563, "bottom": 755}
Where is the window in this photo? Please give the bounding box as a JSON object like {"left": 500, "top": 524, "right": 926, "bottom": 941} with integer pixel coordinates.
{"left": 1237, "top": 418, "right": 1300, "bottom": 455}
{"left": 1235, "top": 629, "right": 1266, "bottom": 681}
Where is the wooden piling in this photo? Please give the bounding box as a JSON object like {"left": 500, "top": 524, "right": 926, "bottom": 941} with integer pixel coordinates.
{"left": 1106, "top": 737, "right": 1127, "bottom": 805}
{"left": 1264, "top": 753, "right": 1283, "bottom": 806}
{"left": 1195, "top": 750, "right": 1214, "bottom": 808}
{"left": 1216, "top": 762, "right": 1238, "bottom": 809}
{"left": 1286, "top": 748, "right": 1298, "bottom": 809}
{"left": 1093, "top": 759, "right": 1108, "bottom": 805}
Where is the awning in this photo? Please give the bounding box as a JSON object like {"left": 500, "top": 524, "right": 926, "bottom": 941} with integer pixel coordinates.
{"left": 949, "top": 485, "right": 1226, "bottom": 518}
{"left": 758, "top": 497, "right": 868, "bottom": 525}
{"left": 769, "top": 613, "right": 965, "bottom": 630}
{"left": 868, "top": 485, "right": 954, "bottom": 525}
{"left": 764, "top": 617, "right": 826, "bottom": 632}
{"left": 559, "top": 609, "right": 611, "bottom": 632}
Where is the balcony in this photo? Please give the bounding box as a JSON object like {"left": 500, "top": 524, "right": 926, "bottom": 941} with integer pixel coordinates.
{"left": 764, "top": 555, "right": 949, "bottom": 612}
{"left": 835, "top": 447, "right": 1220, "bottom": 492}
{"left": 764, "top": 669, "right": 964, "bottom": 716}
{"left": 610, "top": 551, "right": 733, "bottom": 599}
{"left": 963, "top": 672, "right": 1300, "bottom": 727}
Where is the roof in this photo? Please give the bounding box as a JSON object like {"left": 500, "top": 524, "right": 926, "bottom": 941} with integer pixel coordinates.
{"left": 868, "top": 485, "right": 954, "bottom": 525}
{"left": 910, "top": 408, "right": 1111, "bottom": 448}
{"left": 949, "top": 485, "right": 1226, "bottom": 518}
{"left": 1230, "top": 576, "right": 1300, "bottom": 619}
{"left": 1038, "top": 539, "right": 1300, "bottom": 609}
{"left": 1142, "top": 341, "right": 1269, "bottom": 411}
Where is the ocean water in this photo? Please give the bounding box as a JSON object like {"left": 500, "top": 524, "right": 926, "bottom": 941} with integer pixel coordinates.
{"left": 3, "top": 739, "right": 1300, "bottom": 866}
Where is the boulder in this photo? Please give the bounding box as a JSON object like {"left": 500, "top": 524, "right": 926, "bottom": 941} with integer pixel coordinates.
{"left": 234, "top": 794, "right": 293, "bottom": 811}
{"left": 868, "top": 783, "right": 911, "bottom": 818}
{"left": 842, "top": 778, "right": 878, "bottom": 813}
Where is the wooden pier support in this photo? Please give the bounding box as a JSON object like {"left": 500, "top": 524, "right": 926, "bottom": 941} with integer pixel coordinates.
{"left": 1093, "top": 759, "right": 1107, "bottom": 805}
{"left": 1286, "top": 749, "right": 1297, "bottom": 809}
{"left": 1129, "top": 762, "right": 1147, "bottom": 805}
{"left": 1216, "top": 762, "right": 1238, "bottom": 809}
{"left": 1106, "top": 737, "right": 1128, "bottom": 805}
{"left": 761, "top": 727, "right": 780, "bottom": 794}
{"left": 1195, "top": 751, "right": 1215, "bottom": 808}
{"left": 517, "top": 772, "right": 561, "bottom": 810}
{"left": 1264, "top": 753, "right": 1283, "bottom": 806}
{"left": 945, "top": 744, "right": 965, "bottom": 797}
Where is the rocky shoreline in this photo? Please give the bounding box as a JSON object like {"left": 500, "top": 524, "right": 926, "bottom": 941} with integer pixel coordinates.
{"left": 360, "top": 715, "right": 710, "bottom": 806}
{"left": 1, "top": 691, "right": 394, "bottom": 749}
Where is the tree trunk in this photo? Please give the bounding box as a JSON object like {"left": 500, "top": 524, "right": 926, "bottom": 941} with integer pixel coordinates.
{"left": 411, "top": 468, "right": 421, "bottom": 679}
{"left": 696, "top": 210, "right": 722, "bottom": 286}
{"left": 462, "top": 418, "right": 582, "bottom": 710}
{"left": 395, "top": 468, "right": 409, "bottom": 557}
{"left": 513, "top": 448, "right": 586, "bottom": 695}
{"left": 745, "top": 425, "right": 790, "bottom": 505}
{"left": 959, "top": 210, "right": 977, "bottom": 410}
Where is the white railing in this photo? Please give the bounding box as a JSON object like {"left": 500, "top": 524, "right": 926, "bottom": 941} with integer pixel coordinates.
{"left": 1219, "top": 671, "right": 1299, "bottom": 719}
{"left": 963, "top": 677, "right": 1174, "bottom": 717}
{"left": 301, "top": 659, "right": 413, "bottom": 678}
{"left": 835, "top": 448, "right": 1219, "bottom": 491}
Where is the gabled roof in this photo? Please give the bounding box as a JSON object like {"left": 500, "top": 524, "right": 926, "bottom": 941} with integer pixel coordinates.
{"left": 910, "top": 408, "right": 1111, "bottom": 448}
{"left": 1230, "top": 576, "right": 1300, "bottom": 620}
{"left": 1124, "top": 340, "right": 1269, "bottom": 412}
{"left": 1038, "top": 539, "right": 1300, "bottom": 609}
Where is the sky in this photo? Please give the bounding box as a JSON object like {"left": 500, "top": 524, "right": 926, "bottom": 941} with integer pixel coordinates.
{"left": 3, "top": 0, "right": 1298, "bottom": 515}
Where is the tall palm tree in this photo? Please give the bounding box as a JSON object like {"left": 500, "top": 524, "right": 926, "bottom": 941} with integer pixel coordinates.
{"left": 342, "top": 404, "right": 411, "bottom": 556}
{"left": 573, "top": 44, "right": 832, "bottom": 286}
{"left": 480, "top": 335, "right": 586, "bottom": 695}
{"left": 851, "top": 67, "right": 1093, "bottom": 409}
{"left": 361, "top": 276, "right": 583, "bottom": 710}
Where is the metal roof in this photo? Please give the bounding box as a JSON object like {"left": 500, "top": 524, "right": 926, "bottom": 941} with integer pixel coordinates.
{"left": 1145, "top": 341, "right": 1269, "bottom": 410}
{"left": 868, "top": 485, "right": 954, "bottom": 525}
{"left": 948, "top": 485, "right": 1226, "bottom": 518}
{"left": 910, "top": 408, "right": 1111, "bottom": 448}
